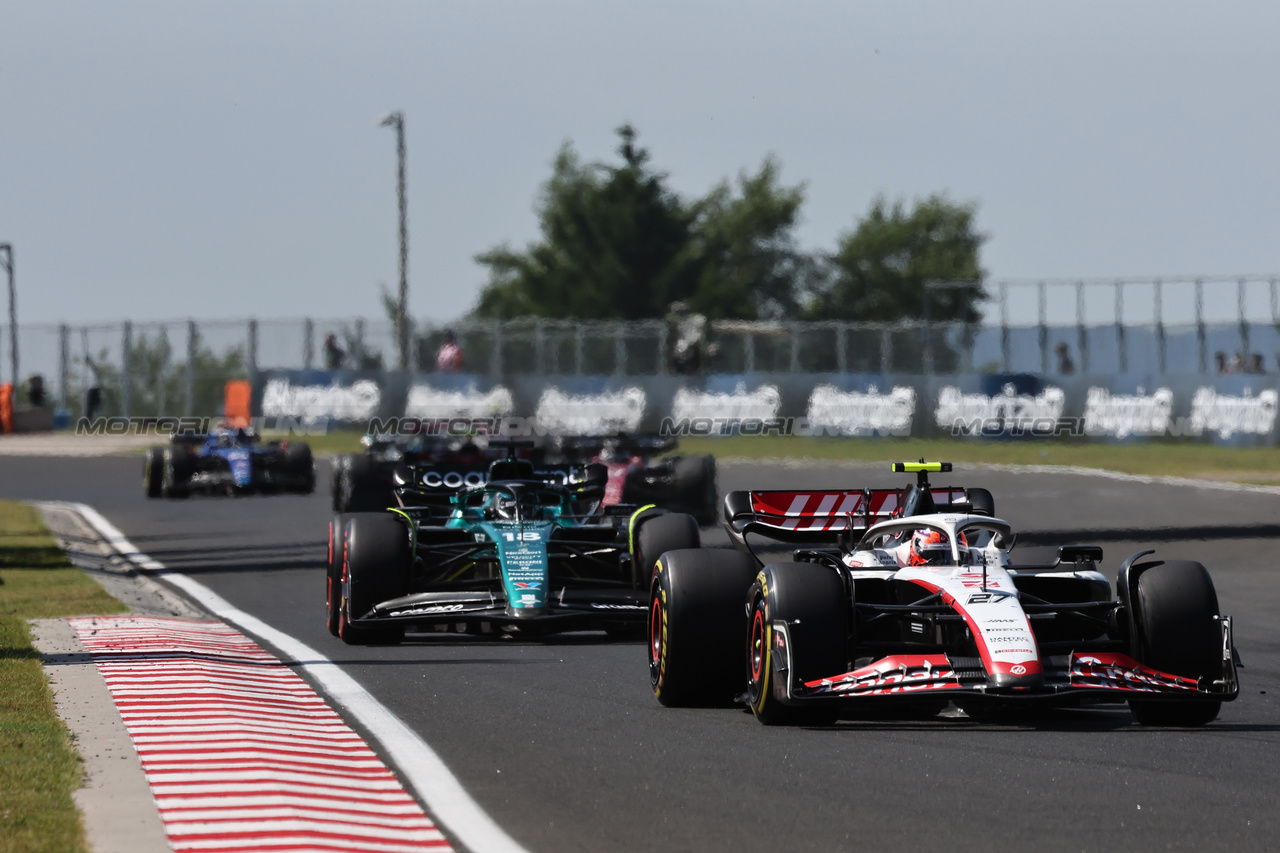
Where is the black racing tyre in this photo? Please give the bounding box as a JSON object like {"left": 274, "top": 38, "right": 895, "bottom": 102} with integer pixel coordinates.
{"left": 325, "top": 514, "right": 351, "bottom": 637}
{"left": 338, "top": 513, "right": 410, "bottom": 645}
{"left": 1128, "top": 559, "right": 1223, "bottom": 726}
{"left": 162, "top": 446, "right": 193, "bottom": 498}
{"left": 967, "top": 487, "right": 995, "bottom": 517}
{"left": 144, "top": 447, "right": 164, "bottom": 498}
{"left": 649, "top": 548, "right": 757, "bottom": 707}
{"left": 746, "top": 562, "right": 848, "bottom": 726}
{"left": 634, "top": 512, "right": 701, "bottom": 590}
{"left": 285, "top": 442, "right": 316, "bottom": 494}
{"left": 329, "top": 455, "right": 346, "bottom": 511}
{"left": 674, "top": 455, "right": 718, "bottom": 527}
{"left": 345, "top": 454, "right": 390, "bottom": 512}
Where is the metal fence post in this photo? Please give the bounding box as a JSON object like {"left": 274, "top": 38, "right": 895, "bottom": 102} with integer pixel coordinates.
{"left": 1076, "top": 281, "right": 1088, "bottom": 374}
{"left": 1000, "top": 282, "right": 1010, "bottom": 373}
{"left": 122, "top": 321, "right": 133, "bottom": 418}
{"left": 534, "top": 321, "right": 545, "bottom": 374}
{"left": 157, "top": 327, "right": 168, "bottom": 415}
{"left": 744, "top": 332, "right": 755, "bottom": 374}
{"left": 1155, "top": 279, "right": 1166, "bottom": 374}
{"left": 790, "top": 323, "right": 800, "bottom": 373}
{"left": 1037, "top": 281, "right": 1047, "bottom": 373}
{"left": 1195, "top": 278, "right": 1206, "bottom": 374}
{"left": 248, "top": 319, "right": 258, "bottom": 380}
{"left": 1115, "top": 280, "right": 1127, "bottom": 374}
{"left": 1238, "top": 278, "right": 1250, "bottom": 363}
{"left": 614, "top": 323, "right": 626, "bottom": 376}
{"left": 490, "top": 320, "right": 503, "bottom": 380}
{"left": 59, "top": 324, "right": 69, "bottom": 408}
{"left": 184, "top": 320, "right": 196, "bottom": 417}
{"left": 354, "top": 318, "right": 365, "bottom": 368}
{"left": 303, "top": 318, "right": 314, "bottom": 369}
{"left": 836, "top": 322, "right": 847, "bottom": 373}
{"left": 574, "top": 323, "right": 585, "bottom": 375}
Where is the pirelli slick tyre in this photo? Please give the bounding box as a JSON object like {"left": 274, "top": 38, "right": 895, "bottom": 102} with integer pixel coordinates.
{"left": 635, "top": 512, "right": 700, "bottom": 591}
{"left": 675, "top": 455, "right": 718, "bottom": 527}
{"left": 746, "top": 562, "right": 847, "bottom": 726}
{"left": 1128, "top": 560, "right": 1223, "bottom": 727}
{"left": 649, "top": 548, "right": 757, "bottom": 707}
{"left": 285, "top": 442, "right": 316, "bottom": 494}
{"left": 338, "top": 514, "right": 409, "bottom": 646}
{"left": 162, "top": 446, "right": 193, "bottom": 499}
{"left": 144, "top": 448, "right": 164, "bottom": 498}
{"left": 325, "top": 514, "right": 351, "bottom": 637}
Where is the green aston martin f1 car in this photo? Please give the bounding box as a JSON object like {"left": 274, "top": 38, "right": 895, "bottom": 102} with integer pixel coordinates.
{"left": 325, "top": 448, "right": 701, "bottom": 644}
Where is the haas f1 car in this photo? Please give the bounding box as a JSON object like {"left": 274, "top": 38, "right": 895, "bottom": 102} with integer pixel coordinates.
{"left": 326, "top": 442, "right": 702, "bottom": 644}
{"left": 144, "top": 428, "right": 315, "bottom": 498}
{"left": 647, "top": 462, "right": 1239, "bottom": 726}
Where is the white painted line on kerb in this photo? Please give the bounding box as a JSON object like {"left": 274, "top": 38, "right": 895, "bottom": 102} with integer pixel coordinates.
{"left": 48, "top": 501, "right": 532, "bottom": 853}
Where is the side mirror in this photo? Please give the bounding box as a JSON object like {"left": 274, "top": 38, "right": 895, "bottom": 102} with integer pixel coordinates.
{"left": 1058, "top": 545, "right": 1103, "bottom": 565}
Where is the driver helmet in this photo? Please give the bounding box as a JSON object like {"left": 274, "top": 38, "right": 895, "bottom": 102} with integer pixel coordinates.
{"left": 909, "top": 528, "right": 967, "bottom": 567}
{"left": 494, "top": 494, "right": 518, "bottom": 520}
{"left": 216, "top": 430, "right": 233, "bottom": 448}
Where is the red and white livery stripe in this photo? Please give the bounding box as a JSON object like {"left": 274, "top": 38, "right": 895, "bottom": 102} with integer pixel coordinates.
{"left": 748, "top": 488, "right": 967, "bottom": 531}
{"left": 71, "top": 615, "right": 452, "bottom": 853}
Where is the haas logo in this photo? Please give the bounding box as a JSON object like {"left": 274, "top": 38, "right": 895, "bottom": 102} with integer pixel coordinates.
{"left": 1010, "top": 664, "right": 1027, "bottom": 676}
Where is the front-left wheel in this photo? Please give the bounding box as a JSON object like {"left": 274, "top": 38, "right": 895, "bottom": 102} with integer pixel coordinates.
{"left": 746, "top": 562, "right": 848, "bottom": 726}
{"left": 338, "top": 513, "right": 410, "bottom": 645}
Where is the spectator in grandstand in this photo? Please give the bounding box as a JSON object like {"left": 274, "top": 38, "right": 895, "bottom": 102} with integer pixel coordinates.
{"left": 323, "top": 333, "right": 347, "bottom": 369}
{"left": 1054, "top": 342, "right": 1075, "bottom": 375}
{"left": 1248, "top": 353, "right": 1265, "bottom": 374}
{"left": 1230, "top": 352, "right": 1245, "bottom": 374}
{"left": 1216, "top": 351, "right": 1230, "bottom": 374}
{"left": 436, "top": 329, "right": 463, "bottom": 373}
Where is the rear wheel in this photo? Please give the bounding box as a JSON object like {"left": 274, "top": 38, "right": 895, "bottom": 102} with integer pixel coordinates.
{"left": 286, "top": 442, "right": 316, "bottom": 494}
{"left": 162, "top": 446, "right": 193, "bottom": 498}
{"left": 1128, "top": 560, "right": 1223, "bottom": 726}
{"left": 649, "top": 548, "right": 757, "bottom": 706}
{"left": 746, "top": 562, "right": 847, "bottom": 726}
{"left": 634, "top": 512, "right": 700, "bottom": 590}
{"left": 144, "top": 448, "right": 163, "bottom": 498}
{"left": 338, "top": 514, "right": 410, "bottom": 645}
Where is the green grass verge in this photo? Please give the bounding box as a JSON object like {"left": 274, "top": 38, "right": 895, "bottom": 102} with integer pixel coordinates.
{"left": 0, "top": 501, "right": 127, "bottom": 853}
{"left": 301, "top": 430, "right": 1280, "bottom": 482}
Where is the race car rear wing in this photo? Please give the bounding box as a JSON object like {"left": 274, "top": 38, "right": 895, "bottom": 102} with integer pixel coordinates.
{"left": 723, "top": 486, "right": 975, "bottom": 544}
{"left": 394, "top": 461, "right": 600, "bottom": 505}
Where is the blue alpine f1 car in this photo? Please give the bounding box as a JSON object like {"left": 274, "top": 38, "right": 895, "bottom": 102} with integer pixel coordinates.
{"left": 144, "top": 427, "right": 315, "bottom": 498}
{"left": 325, "top": 443, "right": 701, "bottom": 644}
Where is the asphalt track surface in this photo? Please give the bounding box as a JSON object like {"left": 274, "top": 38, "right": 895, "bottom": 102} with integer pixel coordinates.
{"left": 4, "top": 455, "right": 1279, "bottom": 852}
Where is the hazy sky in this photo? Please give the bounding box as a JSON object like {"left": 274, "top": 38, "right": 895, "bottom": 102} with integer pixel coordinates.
{"left": 4, "top": 1, "right": 1279, "bottom": 327}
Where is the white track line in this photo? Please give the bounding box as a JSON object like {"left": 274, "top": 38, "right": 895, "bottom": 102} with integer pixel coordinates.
{"left": 46, "top": 501, "right": 531, "bottom": 853}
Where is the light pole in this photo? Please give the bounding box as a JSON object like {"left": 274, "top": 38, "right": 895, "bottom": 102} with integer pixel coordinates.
{"left": 379, "top": 111, "right": 409, "bottom": 370}
{"left": 0, "top": 244, "right": 14, "bottom": 389}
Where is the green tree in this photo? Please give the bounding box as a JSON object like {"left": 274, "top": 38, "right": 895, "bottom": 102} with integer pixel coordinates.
{"left": 806, "top": 194, "right": 987, "bottom": 322}
{"left": 474, "top": 125, "right": 695, "bottom": 320}
{"left": 683, "top": 157, "right": 810, "bottom": 320}
{"left": 472, "top": 127, "right": 811, "bottom": 321}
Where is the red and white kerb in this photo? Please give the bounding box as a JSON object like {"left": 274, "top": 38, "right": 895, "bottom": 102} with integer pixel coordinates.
{"left": 70, "top": 615, "right": 451, "bottom": 853}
